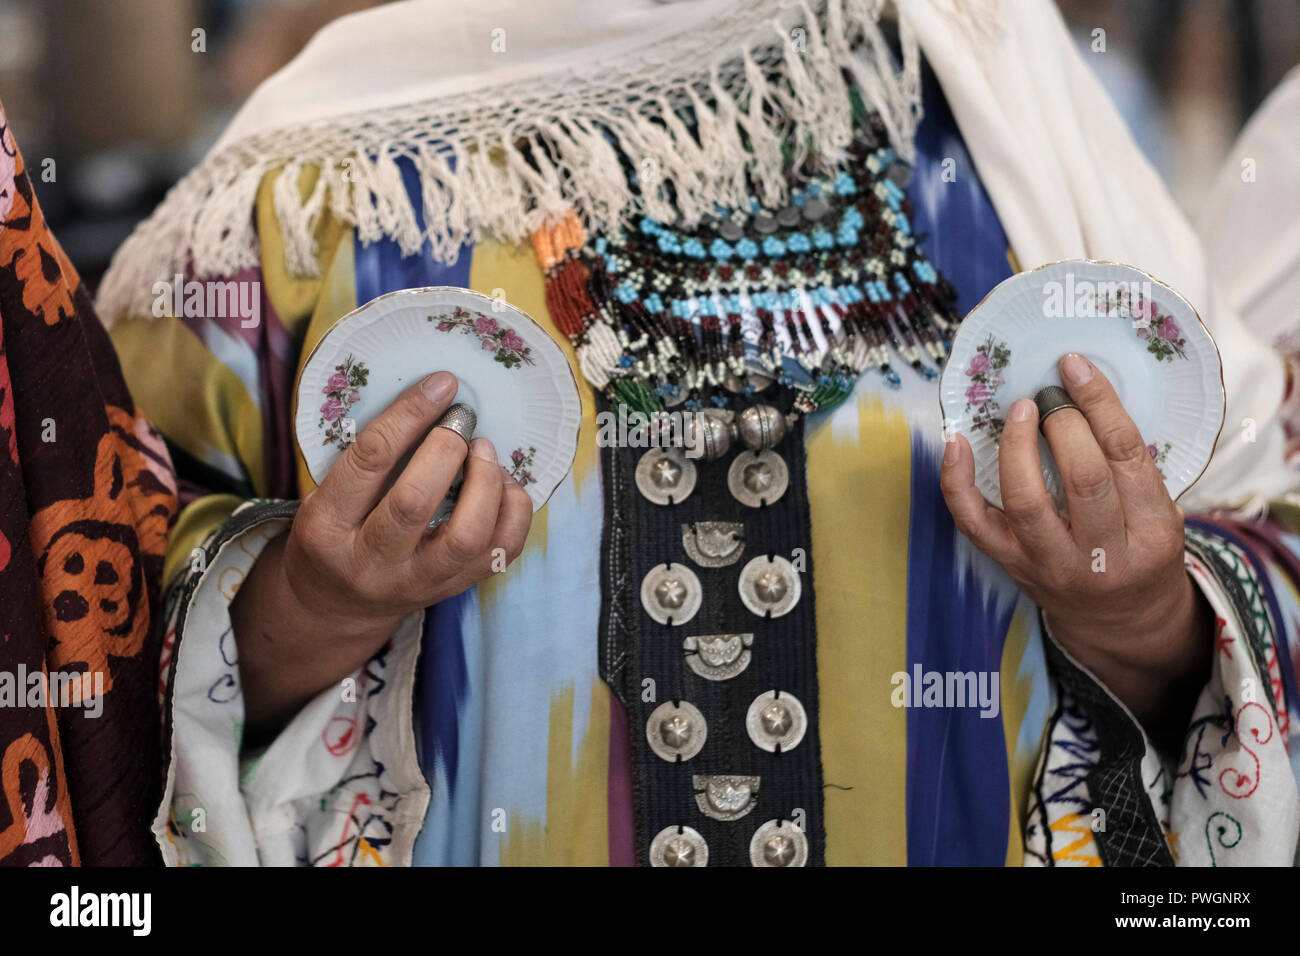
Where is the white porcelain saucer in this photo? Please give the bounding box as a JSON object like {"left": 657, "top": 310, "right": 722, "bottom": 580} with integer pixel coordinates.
{"left": 295, "top": 287, "right": 582, "bottom": 516}
{"left": 939, "top": 260, "right": 1225, "bottom": 510}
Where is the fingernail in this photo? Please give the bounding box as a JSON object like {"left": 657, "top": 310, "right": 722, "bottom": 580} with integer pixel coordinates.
{"left": 470, "top": 437, "right": 496, "bottom": 462}
{"left": 421, "top": 371, "right": 456, "bottom": 402}
{"left": 943, "top": 438, "right": 958, "bottom": 465}
{"left": 1061, "top": 353, "right": 1094, "bottom": 386}
{"left": 1009, "top": 398, "right": 1035, "bottom": 422}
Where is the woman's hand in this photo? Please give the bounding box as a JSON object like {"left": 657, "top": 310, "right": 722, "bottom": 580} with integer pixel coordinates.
{"left": 231, "top": 370, "right": 533, "bottom": 735}
{"left": 940, "top": 353, "right": 1212, "bottom": 740}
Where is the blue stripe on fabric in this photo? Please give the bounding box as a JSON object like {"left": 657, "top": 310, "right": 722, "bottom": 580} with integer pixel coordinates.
{"left": 904, "top": 65, "right": 1016, "bottom": 865}
{"left": 413, "top": 589, "right": 485, "bottom": 866}
{"left": 906, "top": 70, "right": 1014, "bottom": 318}
{"left": 353, "top": 156, "right": 474, "bottom": 304}
{"left": 905, "top": 436, "right": 1016, "bottom": 864}
{"left": 350, "top": 155, "right": 484, "bottom": 864}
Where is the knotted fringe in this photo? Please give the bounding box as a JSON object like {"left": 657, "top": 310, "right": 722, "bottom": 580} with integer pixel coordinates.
{"left": 97, "top": 0, "right": 923, "bottom": 325}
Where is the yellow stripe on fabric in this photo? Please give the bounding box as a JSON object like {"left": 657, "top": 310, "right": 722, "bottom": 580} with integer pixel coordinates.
{"left": 292, "top": 229, "right": 357, "bottom": 497}
{"left": 110, "top": 314, "right": 266, "bottom": 495}
{"left": 999, "top": 603, "right": 1041, "bottom": 867}
{"left": 498, "top": 679, "right": 610, "bottom": 866}
{"left": 468, "top": 239, "right": 599, "bottom": 566}
{"left": 806, "top": 395, "right": 912, "bottom": 865}
{"left": 256, "top": 165, "right": 351, "bottom": 338}
{"left": 162, "top": 493, "right": 245, "bottom": 588}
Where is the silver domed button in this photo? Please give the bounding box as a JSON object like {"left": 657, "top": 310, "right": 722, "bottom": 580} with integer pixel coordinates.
{"left": 635, "top": 447, "right": 697, "bottom": 505}
{"left": 685, "top": 410, "right": 735, "bottom": 461}
{"left": 649, "top": 825, "right": 709, "bottom": 867}
{"left": 727, "top": 449, "right": 789, "bottom": 507}
{"left": 646, "top": 700, "right": 707, "bottom": 762}
{"left": 641, "top": 563, "right": 702, "bottom": 626}
{"left": 749, "top": 819, "right": 808, "bottom": 867}
{"left": 694, "top": 774, "right": 761, "bottom": 821}
{"left": 738, "top": 555, "right": 801, "bottom": 618}
{"left": 683, "top": 632, "right": 753, "bottom": 681}
{"left": 736, "top": 404, "right": 789, "bottom": 450}
{"left": 746, "top": 690, "right": 807, "bottom": 752}
{"left": 681, "top": 521, "right": 745, "bottom": 568}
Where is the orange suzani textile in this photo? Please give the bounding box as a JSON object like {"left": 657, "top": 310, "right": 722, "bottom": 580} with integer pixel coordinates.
{"left": 0, "top": 102, "right": 177, "bottom": 865}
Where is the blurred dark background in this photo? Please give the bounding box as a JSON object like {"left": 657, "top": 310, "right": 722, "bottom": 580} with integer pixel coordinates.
{"left": 0, "top": 0, "right": 1296, "bottom": 291}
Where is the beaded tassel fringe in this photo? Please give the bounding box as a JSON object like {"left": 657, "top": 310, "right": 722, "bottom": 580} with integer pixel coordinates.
{"left": 533, "top": 112, "right": 962, "bottom": 417}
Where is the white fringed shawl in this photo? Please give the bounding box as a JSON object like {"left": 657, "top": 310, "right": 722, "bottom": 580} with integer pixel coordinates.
{"left": 97, "top": 0, "right": 924, "bottom": 316}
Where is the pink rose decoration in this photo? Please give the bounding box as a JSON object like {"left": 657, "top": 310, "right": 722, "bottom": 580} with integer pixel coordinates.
{"left": 346, "top": 389, "right": 360, "bottom": 404}
{"left": 965, "top": 382, "right": 992, "bottom": 406}
{"left": 502, "top": 329, "right": 524, "bottom": 351}
{"left": 437, "top": 320, "right": 454, "bottom": 331}
{"left": 511, "top": 449, "right": 524, "bottom": 463}
{"left": 325, "top": 372, "right": 348, "bottom": 392}
{"left": 1147, "top": 444, "right": 1159, "bottom": 459}
{"left": 475, "top": 316, "right": 499, "bottom": 335}
{"left": 966, "top": 353, "right": 990, "bottom": 377}
{"left": 1137, "top": 327, "right": 1151, "bottom": 341}
{"left": 321, "top": 398, "right": 345, "bottom": 422}
{"left": 1160, "top": 316, "right": 1181, "bottom": 340}
{"left": 481, "top": 339, "right": 496, "bottom": 351}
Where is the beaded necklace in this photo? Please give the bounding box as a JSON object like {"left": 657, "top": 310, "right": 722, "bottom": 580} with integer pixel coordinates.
{"left": 534, "top": 110, "right": 962, "bottom": 420}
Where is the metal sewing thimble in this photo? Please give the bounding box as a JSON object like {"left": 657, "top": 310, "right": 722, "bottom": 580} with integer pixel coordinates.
{"left": 434, "top": 403, "right": 477, "bottom": 445}
{"left": 1033, "top": 386, "right": 1080, "bottom": 430}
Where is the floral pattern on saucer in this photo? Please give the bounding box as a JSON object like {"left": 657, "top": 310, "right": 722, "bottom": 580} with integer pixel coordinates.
{"left": 1095, "top": 289, "right": 1188, "bottom": 363}
{"left": 1136, "top": 306, "right": 1188, "bottom": 363}
{"left": 964, "top": 334, "right": 1010, "bottom": 434}
{"left": 318, "top": 354, "right": 369, "bottom": 446}
{"left": 1148, "top": 440, "right": 1172, "bottom": 478}
{"left": 429, "top": 307, "right": 536, "bottom": 370}
{"left": 509, "top": 446, "right": 538, "bottom": 487}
